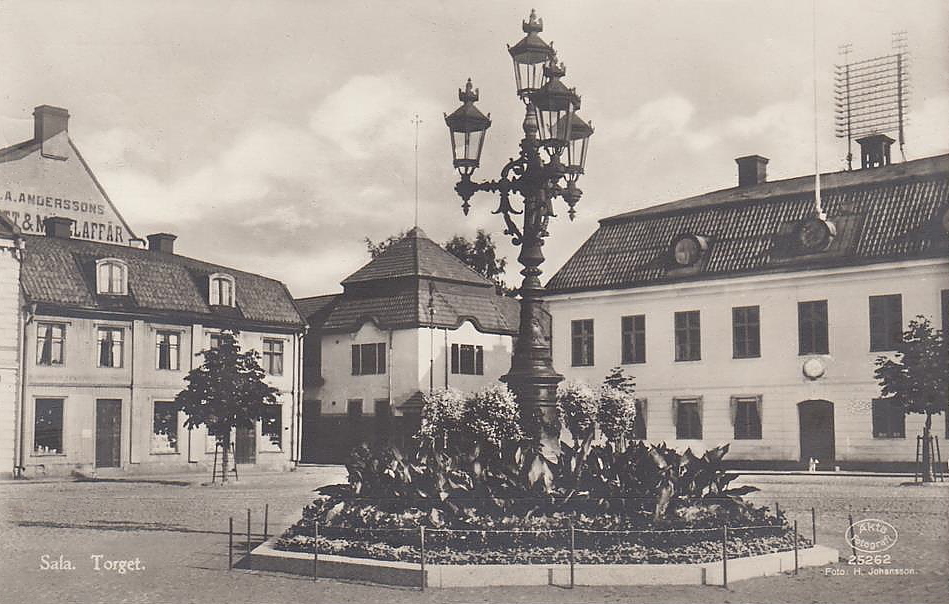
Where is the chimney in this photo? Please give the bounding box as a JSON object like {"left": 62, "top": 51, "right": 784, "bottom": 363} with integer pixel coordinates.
{"left": 33, "top": 105, "right": 70, "bottom": 141}
{"left": 44, "top": 216, "right": 74, "bottom": 239}
{"left": 856, "top": 134, "right": 895, "bottom": 169}
{"left": 735, "top": 155, "right": 769, "bottom": 187}
{"left": 146, "top": 233, "right": 176, "bottom": 254}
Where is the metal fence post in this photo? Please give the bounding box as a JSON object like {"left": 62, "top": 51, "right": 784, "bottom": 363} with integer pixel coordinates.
{"left": 811, "top": 507, "right": 817, "bottom": 545}
{"left": 722, "top": 525, "right": 728, "bottom": 588}
{"left": 793, "top": 520, "right": 799, "bottom": 575}
{"left": 419, "top": 526, "right": 426, "bottom": 592}
{"left": 246, "top": 508, "right": 252, "bottom": 569}
{"left": 847, "top": 511, "right": 857, "bottom": 558}
{"left": 569, "top": 521, "right": 576, "bottom": 589}
{"left": 774, "top": 502, "right": 780, "bottom": 517}
{"left": 228, "top": 517, "right": 233, "bottom": 570}
{"left": 264, "top": 503, "right": 269, "bottom": 542}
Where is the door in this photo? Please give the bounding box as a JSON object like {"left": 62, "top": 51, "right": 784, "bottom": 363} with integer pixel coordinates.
{"left": 234, "top": 425, "right": 256, "bottom": 464}
{"left": 300, "top": 400, "right": 321, "bottom": 463}
{"left": 798, "top": 400, "right": 835, "bottom": 467}
{"left": 95, "top": 399, "right": 122, "bottom": 468}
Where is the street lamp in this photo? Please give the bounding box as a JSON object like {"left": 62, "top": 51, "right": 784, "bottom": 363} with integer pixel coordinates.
{"left": 444, "top": 11, "right": 593, "bottom": 457}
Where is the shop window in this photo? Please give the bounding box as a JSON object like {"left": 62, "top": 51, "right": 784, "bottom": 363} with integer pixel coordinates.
{"left": 798, "top": 300, "right": 828, "bottom": 355}
{"left": 96, "top": 258, "right": 128, "bottom": 295}
{"left": 621, "top": 315, "right": 646, "bottom": 364}
{"left": 156, "top": 331, "right": 180, "bottom": 370}
{"left": 869, "top": 294, "right": 903, "bottom": 352}
{"left": 571, "top": 319, "right": 594, "bottom": 366}
{"left": 451, "top": 344, "right": 484, "bottom": 375}
{"left": 34, "top": 398, "right": 64, "bottom": 455}
{"left": 97, "top": 327, "right": 124, "bottom": 368}
{"left": 151, "top": 401, "right": 178, "bottom": 453}
{"left": 872, "top": 398, "right": 905, "bottom": 438}
{"left": 732, "top": 306, "right": 761, "bottom": 359}
{"left": 209, "top": 273, "right": 236, "bottom": 307}
{"left": 674, "top": 311, "right": 701, "bottom": 361}
{"left": 260, "top": 405, "right": 282, "bottom": 451}
{"left": 262, "top": 339, "right": 284, "bottom": 376}
{"left": 351, "top": 343, "right": 386, "bottom": 375}
{"left": 674, "top": 397, "right": 702, "bottom": 440}
{"left": 732, "top": 396, "right": 762, "bottom": 439}
{"left": 36, "top": 322, "right": 65, "bottom": 366}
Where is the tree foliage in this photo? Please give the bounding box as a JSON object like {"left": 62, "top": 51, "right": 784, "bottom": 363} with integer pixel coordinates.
{"left": 174, "top": 331, "right": 280, "bottom": 481}
{"left": 874, "top": 316, "right": 948, "bottom": 481}
{"left": 418, "top": 385, "right": 523, "bottom": 449}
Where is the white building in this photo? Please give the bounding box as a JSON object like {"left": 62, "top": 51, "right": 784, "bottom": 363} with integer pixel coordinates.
{"left": 296, "top": 227, "right": 518, "bottom": 462}
{"left": 544, "top": 141, "right": 948, "bottom": 470}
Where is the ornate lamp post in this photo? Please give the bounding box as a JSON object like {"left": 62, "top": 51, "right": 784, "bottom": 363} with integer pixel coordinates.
{"left": 444, "top": 10, "right": 593, "bottom": 456}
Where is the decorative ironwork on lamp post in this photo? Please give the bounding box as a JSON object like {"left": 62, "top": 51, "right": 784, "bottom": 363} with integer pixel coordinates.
{"left": 444, "top": 10, "right": 593, "bottom": 456}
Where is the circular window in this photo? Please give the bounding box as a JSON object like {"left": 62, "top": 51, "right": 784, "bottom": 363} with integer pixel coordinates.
{"left": 671, "top": 235, "right": 707, "bottom": 266}
{"left": 798, "top": 217, "right": 836, "bottom": 251}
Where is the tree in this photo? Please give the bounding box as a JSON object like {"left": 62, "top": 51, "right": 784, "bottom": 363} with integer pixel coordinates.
{"left": 365, "top": 231, "right": 407, "bottom": 259}
{"left": 599, "top": 368, "right": 638, "bottom": 449}
{"left": 444, "top": 229, "right": 508, "bottom": 290}
{"left": 874, "top": 316, "right": 948, "bottom": 482}
{"left": 174, "top": 331, "right": 280, "bottom": 482}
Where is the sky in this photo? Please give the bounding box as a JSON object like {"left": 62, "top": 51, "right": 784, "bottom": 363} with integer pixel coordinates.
{"left": 1, "top": 0, "right": 947, "bottom": 297}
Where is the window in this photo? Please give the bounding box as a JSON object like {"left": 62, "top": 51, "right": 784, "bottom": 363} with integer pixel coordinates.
{"left": 451, "top": 344, "right": 484, "bottom": 375}
{"left": 156, "top": 331, "right": 180, "bottom": 371}
{"left": 151, "top": 401, "right": 178, "bottom": 453}
{"left": 631, "top": 399, "right": 647, "bottom": 440}
{"left": 351, "top": 343, "right": 386, "bottom": 375}
{"left": 674, "top": 311, "right": 701, "bottom": 361}
{"left": 262, "top": 339, "right": 284, "bottom": 376}
{"left": 209, "top": 273, "right": 235, "bottom": 306}
{"left": 347, "top": 399, "right": 363, "bottom": 418}
{"left": 869, "top": 294, "right": 903, "bottom": 352}
{"left": 732, "top": 396, "right": 762, "bottom": 439}
{"left": 872, "top": 398, "right": 905, "bottom": 438}
{"left": 260, "top": 404, "right": 282, "bottom": 451}
{"left": 674, "top": 397, "right": 702, "bottom": 439}
{"left": 621, "top": 315, "right": 646, "bottom": 364}
{"left": 209, "top": 333, "right": 224, "bottom": 349}
{"left": 798, "top": 300, "right": 828, "bottom": 355}
{"left": 732, "top": 306, "right": 760, "bottom": 358}
{"left": 34, "top": 398, "right": 64, "bottom": 454}
{"left": 96, "top": 259, "right": 128, "bottom": 295}
{"left": 571, "top": 319, "right": 594, "bottom": 367}
{"left": 36, "top": 322, "right": 65, "bottom": 366}
{"left": 97, "top": 327, "right": 124, "bottom": 368}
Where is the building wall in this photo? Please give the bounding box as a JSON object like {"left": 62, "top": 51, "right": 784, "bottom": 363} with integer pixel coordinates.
{"left": 20, "top": 315, "right": 299, "bottom": 477}
{"left": 0, "top": 232, "right": 21, "bottom": 477}
{"left": 545, "top": 259, "right": 949, "bottom": 466}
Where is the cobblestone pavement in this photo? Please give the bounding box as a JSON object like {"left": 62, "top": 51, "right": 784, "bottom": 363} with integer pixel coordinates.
{"left": 0, "top": 470, "right": 946, "bottom": 604}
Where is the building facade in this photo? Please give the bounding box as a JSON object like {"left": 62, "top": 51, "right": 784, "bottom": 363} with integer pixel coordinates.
{"left": 1, "top": 106, "right": 305, "bottom": 478}
{"left": 296, "top": 227, "right": 518, "bottom": 463}
{"left": 545, "top": 144, "right": 948, "bottom": 470}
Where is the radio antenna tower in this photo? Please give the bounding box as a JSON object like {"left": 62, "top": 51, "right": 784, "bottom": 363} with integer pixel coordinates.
{"left": 834, "top": 32, "right": 911, "bottom": 169}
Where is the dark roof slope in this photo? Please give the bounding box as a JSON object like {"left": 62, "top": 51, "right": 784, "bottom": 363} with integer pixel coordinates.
{"left": 342, "top": 226, "right": 493, "bottom": 287}
{"left": 294, "top": 293, "right": 341, "bottom": 321}
{"left": 547, "top": 155, "right": 949, "bottom": 293}
{"left": 22, "top": 234, "right": 304, "bottom": 329}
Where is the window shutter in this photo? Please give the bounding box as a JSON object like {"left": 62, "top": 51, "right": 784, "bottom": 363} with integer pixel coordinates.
{"left": 475, "top": 346, "right": 484, "bottom": 375}
{"left": 671, "top": 399, "right": 679, "bottom": 426}
{"left": 451, "top": 344, "right": 459, "bottom": 374}
{"left": 754, "top": 396, "right": 763, "bottom": 426}
{"left": 729, "top": 397, "right": 738, "bottom": 425}
{"left": 351, "top": 345, "right": 360, "bottom": 375}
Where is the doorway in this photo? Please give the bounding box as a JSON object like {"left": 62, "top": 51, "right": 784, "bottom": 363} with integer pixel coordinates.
{"left": 798, "top": 400, "right": 835, "bottom": 468}
{"left": 234, "top": 425, "right": 256, "bottom": 464}
{"left": 95, "top": 399, "right": 122, "bottom": 468}
{"left": 300, "top": 400, "right": 321, "bottom": 463}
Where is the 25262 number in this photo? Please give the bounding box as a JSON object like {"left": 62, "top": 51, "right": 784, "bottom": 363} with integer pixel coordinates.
{"left": 848, "top": 554, "right": 891, "bottom": 565}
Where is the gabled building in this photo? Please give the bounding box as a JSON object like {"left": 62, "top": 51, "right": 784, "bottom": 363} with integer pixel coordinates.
{"left": 0, "top": 106, "right": 305, "bottom": 478}
{"left": 296, "top": 226, "right": 519, "bottom": 463}
{"left": 544, "top": 141, "right": 949, "bottom": 470}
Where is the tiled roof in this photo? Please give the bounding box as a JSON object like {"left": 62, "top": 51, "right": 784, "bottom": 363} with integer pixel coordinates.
{"left": 546, "top": 155, "right": 949, "bottom": 293}
{"left": 300, "top": 227, "right": 520, "bottom": 336}
{"left": 21, "top": 234, "right": 305, "bottom": 329}
{"left": 342, "top": 227, "right": 493, "bottom": 287}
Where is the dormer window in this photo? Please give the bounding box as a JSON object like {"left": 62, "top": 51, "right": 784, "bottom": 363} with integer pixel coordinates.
{"left": 209, "top": 273, "right": 236, "bottom": 307}
{"left": 96, "top": 258, "right": 128, "bottom": 295}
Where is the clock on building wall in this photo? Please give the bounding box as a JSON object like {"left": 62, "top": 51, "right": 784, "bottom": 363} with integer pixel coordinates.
{"left": 797, "top": 217, "right": 837, "bottom": 252}
{"left": 671, "top": 234, "right": 708, "bottom": 266}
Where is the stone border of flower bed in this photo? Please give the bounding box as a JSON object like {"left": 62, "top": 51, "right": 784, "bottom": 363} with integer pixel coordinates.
{"left": 249, "top": 538, "right": 839, "bottom": 588}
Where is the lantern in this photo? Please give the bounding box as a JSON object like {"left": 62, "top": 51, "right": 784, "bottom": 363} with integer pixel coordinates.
{"left": 444, "top": 79, "right": 492, "bottom": 175}
{"left": 507, "top": 9, "right": 554, "bottom": 100}
{"left": 530, "top": 58, "right": 578, "bottom": 155}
